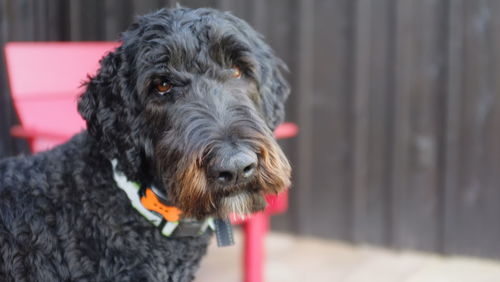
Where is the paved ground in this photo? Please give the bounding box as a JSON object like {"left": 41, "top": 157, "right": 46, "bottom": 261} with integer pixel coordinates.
{"left": 196, "top": 229, "right": 500, "bottom": 282}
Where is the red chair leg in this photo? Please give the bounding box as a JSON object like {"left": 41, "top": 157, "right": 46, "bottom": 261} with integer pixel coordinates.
{"left": 243, "top": 212, "right": 269, "bottom": 282}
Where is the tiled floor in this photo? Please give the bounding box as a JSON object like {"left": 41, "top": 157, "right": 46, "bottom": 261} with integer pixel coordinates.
{"left": 195, "top": 229, "right": 500, "bottom": 282}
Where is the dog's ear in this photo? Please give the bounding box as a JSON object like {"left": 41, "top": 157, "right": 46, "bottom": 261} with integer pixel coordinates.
{"left": 257, "top": 56, "right": 290, "bottom": 130}
{"left": 219, "top": 11, "right": 290, "bottom": 130}
{"left": 78, "top": 49, "right": 122, "bottom": 138}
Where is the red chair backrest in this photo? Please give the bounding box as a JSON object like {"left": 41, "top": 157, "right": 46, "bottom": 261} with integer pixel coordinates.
{"left": 4, "top": 42, "right": 119, "bottom": 152}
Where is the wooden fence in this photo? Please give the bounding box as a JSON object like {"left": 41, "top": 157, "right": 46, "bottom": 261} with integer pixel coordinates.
{"left": 1, "top": 0, "right": 499, "bottom": 260}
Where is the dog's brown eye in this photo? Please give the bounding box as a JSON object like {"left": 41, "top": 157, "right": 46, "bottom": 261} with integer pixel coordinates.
{"left": 231, "top": 67, "right": 242, "bottom": 79}
{"left": 155, "top": 81, "right": 172, "bottom": 95}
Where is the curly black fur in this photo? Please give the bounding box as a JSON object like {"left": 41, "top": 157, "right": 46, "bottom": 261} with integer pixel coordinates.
{"left": 0, "top": 7, "right": 289, "bottom": 281}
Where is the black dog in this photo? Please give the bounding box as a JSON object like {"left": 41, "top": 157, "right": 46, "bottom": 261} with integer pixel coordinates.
{"left": 0, "top": 7, "right": 290, "bottom": 281}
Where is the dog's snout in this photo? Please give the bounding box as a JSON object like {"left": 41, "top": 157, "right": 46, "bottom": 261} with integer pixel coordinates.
{"left": 210, "top": 150, "right": 257, "bottom": 186}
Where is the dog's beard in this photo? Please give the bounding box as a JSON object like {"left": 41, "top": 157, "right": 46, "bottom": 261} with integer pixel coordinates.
{"left": 218, "top": 191, "right": 267, "bottom": 219}
{"left": 167, "top": 159, "right": 282, "bottom": 219}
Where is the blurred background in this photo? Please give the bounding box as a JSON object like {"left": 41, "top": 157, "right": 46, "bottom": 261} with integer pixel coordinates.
{"left": 1, "top": 0, "right": 500, "bottom": 280}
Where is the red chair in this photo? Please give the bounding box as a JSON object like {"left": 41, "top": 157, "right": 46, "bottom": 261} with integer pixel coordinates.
{"left": 4, "top": 42, "right": 297, "bottom": 282}
{"left": 4, "top": 42, "right": 119, "bottom": 152}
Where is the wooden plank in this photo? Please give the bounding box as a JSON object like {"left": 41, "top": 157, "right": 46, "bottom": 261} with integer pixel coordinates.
{"left": 104, "top": 0, "right": 132, "bottom": 41}
{"left": 33, "top": 0, "right": 45, "bottom": 40}
{"left": 365, "top": 0, "right": 396, "bottom": 247}
{"left": 265, "top": 0, "right": 298, "bottom": 232}
{"left": 290, "top": 0, "right": 314, "bottom": 236}
{"left": 458, "top": 0, "right": 500, "bottom": 258}
{"left": 0, "top": 0, "right": 14, "bottom": 158}
{"left": 78, "top": 0, "right": 104, "bottom": 40}
{"left": 351, "top": 0, "right": 394, "bottom": 246}
{"left": 131, "top": 0, "right": 162, "bottom": 16}
{"left": 248, "top": 0, "right": 267, "bottom": 34}
{"left": 33, "top": 0, "right": 66, "bottom": 41}
{"left": 216, "top": 0, "right": 246, "bottom": 19}
{"left": 0, "top": 0, "right": 7, "bottom": 42}
{"left": 69, "top": 0, "right": 83, "bottom": 40}
{"left": 442, "top": 0, "right": 465, "bottom": 258}
{"left": 163, "top": 0, "right": 177, "bottom": 9}
{"left": 181, "top": 0, "right": 217, "bottom": 9}
{"left": 351, "top": 0, "right": 373, "bottom": 244}
{"left": 391, "top": 4, "right": 416, "bottom": 248}
{"left": 264, "top": 0, "right": 293, "bottom": 60}
{"left": 46, "top": 0, "right": 66, "bottom": 41}
{"left": 216, "top": 0, "right": 234, "bottom": 11}
{"left": 490, "top": 0, "right": 500, "bottom": 259}
{"left": 0, "top": 0, "right": 30, "bottom": 157}
{"left": 8, "top": 0, "right": 36, "bottom": 41}
{"left": 443, "top": 0, "right": 500, "bottom": 259}
{"left": 391, "top": 0, "right": 447, "bottom": 252}
{"left": 69, "top": 0, "right": 106, "bottom": 41}
{"left": 308, "top": 0, "right": 354, "bottom": 240}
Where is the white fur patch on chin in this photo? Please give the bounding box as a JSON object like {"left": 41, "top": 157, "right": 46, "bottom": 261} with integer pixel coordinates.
{"left": 220, "top": 192, "right": 253, "bottom": 219}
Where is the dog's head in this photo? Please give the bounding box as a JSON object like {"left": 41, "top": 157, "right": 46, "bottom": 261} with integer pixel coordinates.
{"left": 78, "top": 8, "right": 290, "bottom": 218}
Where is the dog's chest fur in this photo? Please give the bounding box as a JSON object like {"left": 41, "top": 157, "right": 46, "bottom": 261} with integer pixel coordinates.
{"left": 0, "top": 133, "right": 210, "bottom": 281}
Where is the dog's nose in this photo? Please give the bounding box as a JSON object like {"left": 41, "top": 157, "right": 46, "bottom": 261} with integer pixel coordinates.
{"left": 211, "top": 150, "right": 257, "bottom": 186}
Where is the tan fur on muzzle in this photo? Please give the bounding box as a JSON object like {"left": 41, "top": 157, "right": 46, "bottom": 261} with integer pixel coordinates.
{"left": 171, "top": 133, "right": 291, "bottom": 219}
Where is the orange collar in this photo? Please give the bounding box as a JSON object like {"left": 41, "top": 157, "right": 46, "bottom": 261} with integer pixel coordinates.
{"left": 140, "top": 187, "right": 182, "bottom": 222}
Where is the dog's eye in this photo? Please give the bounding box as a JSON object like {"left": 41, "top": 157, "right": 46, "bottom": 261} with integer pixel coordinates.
{"left": 154, "top": 81, "right": 172, "bottom": 95}
{"left": 231, "top": 67, "right": 242, "bottom": 79}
